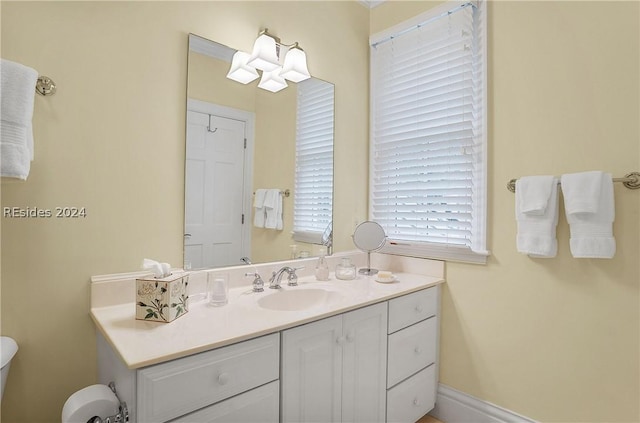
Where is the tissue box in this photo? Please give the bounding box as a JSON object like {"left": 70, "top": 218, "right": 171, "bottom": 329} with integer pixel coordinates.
{"left": 136, "top": 272, "right": 189, "bottom": 323}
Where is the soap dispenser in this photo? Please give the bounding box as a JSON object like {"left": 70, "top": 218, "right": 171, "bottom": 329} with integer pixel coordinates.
{"left": 315, "top": 247, "right": 330, "bottom": 281}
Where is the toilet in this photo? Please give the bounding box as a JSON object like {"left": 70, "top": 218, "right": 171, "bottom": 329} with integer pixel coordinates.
{"left": 1, "top": 336, "right": 18, "bottom": 401}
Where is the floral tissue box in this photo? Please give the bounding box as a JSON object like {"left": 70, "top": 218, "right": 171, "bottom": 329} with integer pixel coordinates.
{"left": 136, "top": 272, "right": 189, "bottom": 323}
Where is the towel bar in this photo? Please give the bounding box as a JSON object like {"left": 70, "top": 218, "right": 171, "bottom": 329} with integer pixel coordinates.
{"left": 507, "top": 172, "right": 640, "bottom": 193}
{"left": 253, "top": 189, "right": 291, "bottom": 197}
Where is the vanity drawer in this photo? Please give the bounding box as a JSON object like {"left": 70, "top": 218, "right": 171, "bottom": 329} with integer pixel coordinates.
{"left": 168, "top": 380, "right": 279, "bottom": 423}
{"left": 386, "top": 365, "right": 436, "bottom": 423}
{"left": 387, "top": 317, "right": 436, "bottom": 388}
{"left": 388, "top": 287, "right": 437, "bottom": 334}
{"left": 137, "top": 333, "right": 279, "bottom": 423}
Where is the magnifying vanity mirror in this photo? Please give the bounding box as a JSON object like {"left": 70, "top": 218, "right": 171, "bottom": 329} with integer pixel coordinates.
{"left": 352, "top": 221, "right": 387, "bottom": 275}
{"left": 184, "top": 34, "right": 335, "bottom": 270}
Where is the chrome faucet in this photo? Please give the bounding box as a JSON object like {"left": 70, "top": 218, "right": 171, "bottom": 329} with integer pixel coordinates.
{"left": 269, "top": 266, "right": 304, "bottom": 289}
{"left": 245, "top": 272, "right": 265, "bottom": 292}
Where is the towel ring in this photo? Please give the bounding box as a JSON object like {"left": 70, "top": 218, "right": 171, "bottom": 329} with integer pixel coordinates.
{"left": 35, "top": 76, "right": 56, "bottom": 96}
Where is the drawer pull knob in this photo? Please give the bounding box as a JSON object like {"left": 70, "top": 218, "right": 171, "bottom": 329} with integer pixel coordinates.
{"left": 336, "top": 336, "right": 346, "bottom": 346}
{"left": 415, "top": 305, "right": 424, "bottom": 313}
{"left": 414, "top": 346, "right": 422, "bottom": 354}
{"left": 218, "top": 373, "right": 230, "bottom": 385}
{"left": 413, "top": 398, "right": 420, "bottom": 406}
{"left": 346, "top": 333, "right": 355, "bottom": 343}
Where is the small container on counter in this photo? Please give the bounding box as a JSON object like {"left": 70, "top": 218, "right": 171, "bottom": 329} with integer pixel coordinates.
{"left": 335, "top": 257, "right": 357, "bottom": 280}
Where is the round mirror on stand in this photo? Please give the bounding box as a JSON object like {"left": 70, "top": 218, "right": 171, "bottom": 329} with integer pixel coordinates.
{"left": 352, "top": 221, "right": 387, "bottom": 276}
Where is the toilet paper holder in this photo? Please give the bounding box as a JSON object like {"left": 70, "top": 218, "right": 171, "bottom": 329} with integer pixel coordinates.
{"left": 88, "top": 382, "right": 129, "bottom": 423}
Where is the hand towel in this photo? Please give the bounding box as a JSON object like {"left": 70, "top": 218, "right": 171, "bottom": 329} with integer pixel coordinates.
{"left": 264, "top": 189, "right": 283, "bottom": 230}
{"left": 561, "top": 172, "right": 615, "bottom": 258}
{"left": 253, "top": 189, "right": 267, "bottom": 228}
{"left": 516, "top": 175, "right": 556, "bottom": 215}
{"left": 1, "top": 59, "right": 38, "bottom": 180}
{"left": 515, "top": 177, "right": 559, "bottom": 258}
{"left": 560, "top": 171, "right": 603, "bottom": 214}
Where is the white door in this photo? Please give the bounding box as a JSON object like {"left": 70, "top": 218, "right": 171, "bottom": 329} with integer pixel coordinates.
{"left": 342, "top": 303, "right": 388, "bottom": 423}
{"left": 185, "top": 110, "right": 247, "bottom": 268}
{"left": 281, "top": 315, "right": 343, "bottom": 423}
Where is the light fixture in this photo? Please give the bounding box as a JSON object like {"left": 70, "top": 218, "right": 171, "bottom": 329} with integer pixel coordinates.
{"left": 280, "top": 43, "right": 311, "bottom": 83}
{"left": 226, "top": 51, "right": 260, "bottom": 84}
{"left": 226, "top": 28, "right": 311, "bottom": 92}
{"left": 247, "top": 33, "right": 281, "bottom": 72}
{"left": 258, "top": 69, "right": 288, "bottom": 93}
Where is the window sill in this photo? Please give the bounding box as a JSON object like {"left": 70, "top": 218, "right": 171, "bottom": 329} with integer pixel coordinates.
{"left": 379, "top": 242, "right": 489, "bottom": 265}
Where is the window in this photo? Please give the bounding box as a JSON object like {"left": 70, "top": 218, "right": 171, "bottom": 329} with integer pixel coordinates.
{"left": 370, "top": 0, "right": 488, "bottom": 263}
{"left": 292, "top": 78, "right": 335, "bottom": 244}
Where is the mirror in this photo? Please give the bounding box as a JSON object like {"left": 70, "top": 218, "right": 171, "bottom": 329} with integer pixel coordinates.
{"left": 352, "top": 221, "right": 387, "bottom": 275}
{"left": 185, "top": 34, "right": 334, "bottom": 270}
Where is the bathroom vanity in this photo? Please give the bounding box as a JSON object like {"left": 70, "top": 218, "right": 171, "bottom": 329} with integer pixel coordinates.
{"left": 91, "top": 254, "right": 444, "bottom": 423}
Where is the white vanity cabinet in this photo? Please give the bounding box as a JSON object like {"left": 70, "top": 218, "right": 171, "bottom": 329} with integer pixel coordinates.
{"left": 386, "top": 288, "right": 438, "bottom": 423}
{"left": 96, "top": 281, "right": 442, "bottom": 423}
{"left": 281, "top": 302, "right": 388, "bottom": 423}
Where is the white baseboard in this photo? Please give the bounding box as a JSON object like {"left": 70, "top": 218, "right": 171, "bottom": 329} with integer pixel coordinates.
{"left": 430, "top": 384, "right": 537, "bottom": 423}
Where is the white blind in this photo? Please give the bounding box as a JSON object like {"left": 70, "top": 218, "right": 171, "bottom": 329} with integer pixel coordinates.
{"left": 370, "top": 1, "right": 487, "bottom": 260}
{"left": 293, "top": 78, "right": 334, "bottom": 244}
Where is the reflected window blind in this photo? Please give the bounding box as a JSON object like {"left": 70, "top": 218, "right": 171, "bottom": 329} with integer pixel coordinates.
{"left": 370, "top": 1, "right": 487, "bottom": 256}
{"left": 293, "top": 78, "right": 334, "bottom": 244}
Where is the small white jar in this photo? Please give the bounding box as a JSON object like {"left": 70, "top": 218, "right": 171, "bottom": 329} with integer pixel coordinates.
{"left": 335, "top": 257, "right": 357, "bottom": 280}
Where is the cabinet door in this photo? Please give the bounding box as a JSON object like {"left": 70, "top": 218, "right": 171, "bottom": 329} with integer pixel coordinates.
{"left": 281, "top": 315, "right": 343, "bottom": 423}
{"left": 342, "top": 303, "right": 388, "bottom": 423}
{"left": 168, "top": 381, "right": 279, "bottom": 423}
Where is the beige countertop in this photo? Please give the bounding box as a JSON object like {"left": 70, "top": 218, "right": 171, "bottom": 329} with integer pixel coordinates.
{"left": 91, "top": 272, "right": 444, "bottom": 369}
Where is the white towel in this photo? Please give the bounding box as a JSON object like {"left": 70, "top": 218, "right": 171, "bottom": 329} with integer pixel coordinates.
{"left": 515, "top": 177, "right": 559, "bottom": 258}
{"left": 1, "top": 59, "right": 38, "bottom": 180}
{"left": 560, "top": 171, "right": 602, "bottom": 214}
{"left": 253, "top": 189, "right": 267, "bottom": 228}
{"left": 263, "top": 189, "right": 283, "bottom": 230}
{"left": 561, "top": 172, "right": 615, "bottom": 258}
{"left": 516, "top": 175, "right": 556, "bottom": 215}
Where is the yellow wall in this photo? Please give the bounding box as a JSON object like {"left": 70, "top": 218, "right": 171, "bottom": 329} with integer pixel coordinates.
{"left": 373, "top": 1, "right": 639, "bottom": 421}
{"left": 188, "top": 51, "right": 257, "bottom": 112}
{"left": 0, "top": 2, "right": 369, "bottom": 422}
{"left": 252, "top": 84, "right": 298, "bottom": 262}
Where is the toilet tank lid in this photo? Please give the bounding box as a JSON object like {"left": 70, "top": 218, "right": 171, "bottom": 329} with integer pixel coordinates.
{"left": 1, "top": 337, "right": 18, "bottom": 368}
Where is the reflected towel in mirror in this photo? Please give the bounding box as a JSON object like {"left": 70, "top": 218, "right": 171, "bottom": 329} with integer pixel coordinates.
{"left": 254, "top": 188, "right": 267, "bottom": 228}
{"left": 264, "top": 189, "right": 283, "bottom": 230}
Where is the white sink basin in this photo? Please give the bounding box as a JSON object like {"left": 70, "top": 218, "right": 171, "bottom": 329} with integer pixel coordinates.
{"left": 257, "top": 288, "right": 342, "bottom": 311}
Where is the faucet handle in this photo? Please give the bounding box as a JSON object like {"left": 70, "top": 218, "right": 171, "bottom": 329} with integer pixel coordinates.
{"left": 287, "top": 266, "right": 305, "bottom": 286}
{"left": 245, "top": 272, "right": 264, "bottom": 292}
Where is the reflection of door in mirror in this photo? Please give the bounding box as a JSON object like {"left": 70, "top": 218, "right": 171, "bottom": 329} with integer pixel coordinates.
{"left": 185, "top": 34, "right": 334, "bottom": 270}
{"left": 185, "top": 102, "right": 254, "bottom": 269}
